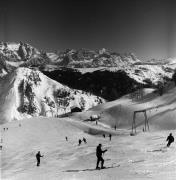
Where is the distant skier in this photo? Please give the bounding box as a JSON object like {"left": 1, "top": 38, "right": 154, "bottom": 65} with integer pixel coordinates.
{"left": 65, "top": 137, "right": 68, "bottom": 141}
{"left": 83, "top": 137, "right": 87, "bottom": 144}
{"left": 0, "top": 139, "right": 2, "bottom": 150}
{"left": 36, "top": 151, "right": 44, "bottom": 166}
{"left": 114, "top": 125, "right": 116, "bottom": 130}
{"left": 96, "top": 144, "right": 107, "bottom": 169}
{"left": 3, "top": 128, "right": 5, "bottom": 131}
{"left": 109, "top": 134, "right": 112, "bottom": 141}
{"left": 78, "top": 139, "right": 82, "bottom": 146}
{"left": 6, "top": 128, "right": 8, "bottom": 130}
{"left": 166, "top": 133, "right": 174, "bottom": 147}
{"left": 103, "top": 134, "right": 105, "bottom": 138}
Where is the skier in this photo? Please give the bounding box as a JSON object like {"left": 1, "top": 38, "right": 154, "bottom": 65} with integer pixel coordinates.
{"left": 0, "top": 139, "right": 2, "bottom": 150}
{"left": 83, "top": 137, "right": 87, "bottom": 144}
{"left": 109, "top": 134, "right": 112, "bottom": 141}
{"left": 36, "top": 151, "right": 44, "bottom": 166}
{"left": 114, "top": 125, "right": 116, "bottom": 130}
{"left": 96, "top": 144, "right": 107, "bottom": 169}
{"left": 103, "top": 134, "right": 105, "bottom": 138}
{"left": 166, "top": 133, "right": 174, "bottom": 147}
{"left": 78, "top": 139, "right": 82, "bottom": 146}
{"left": 65, "top": 136, "right": 68, "bottom": 141}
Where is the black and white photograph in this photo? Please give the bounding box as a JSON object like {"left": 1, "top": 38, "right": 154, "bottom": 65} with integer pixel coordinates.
{"left": 1, "top": 0, "right": 176, "bottom": 179}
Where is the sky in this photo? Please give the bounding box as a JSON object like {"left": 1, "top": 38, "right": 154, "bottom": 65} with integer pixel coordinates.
{"left": 0, "top": 0, "right": 175, "bottom": 60}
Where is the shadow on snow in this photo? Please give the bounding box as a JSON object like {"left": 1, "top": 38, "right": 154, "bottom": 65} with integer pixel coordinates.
{"left": 64, "top": 165, "right": 120, "bottom": 172}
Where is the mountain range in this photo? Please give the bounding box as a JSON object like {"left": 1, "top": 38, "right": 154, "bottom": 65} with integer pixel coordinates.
{"left": 0, "top": 42, "right": 176, "bottom": 123}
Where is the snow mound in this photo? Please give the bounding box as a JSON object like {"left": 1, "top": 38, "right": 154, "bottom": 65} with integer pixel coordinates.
{"left": 0, "top": 68, "right": 104, "bottom": 124}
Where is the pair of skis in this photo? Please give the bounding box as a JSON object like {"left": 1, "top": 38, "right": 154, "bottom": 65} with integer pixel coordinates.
{"left": 95, "top": 163, "right": 120, "bottom": 170}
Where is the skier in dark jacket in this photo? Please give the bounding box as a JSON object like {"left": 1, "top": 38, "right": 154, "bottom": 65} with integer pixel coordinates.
{"left": 109, "top": 134, "right": 112, "bottom": 141}
{"left": 78, "top": 139, "right": 82, "bottom": 146}
{"left": 96, "top": 144, "right": 107, "bottom": 169}
{"left": 166, "top": 133, "right": 174, "bottom": 147}
{"left": 114, "top": 125, "right": 116, "bottom": 130}
{"left": 36, "top": 151, "right": 43, "bottom": 166}
{"left": 83, "top": 137, "right": 87, "bottom": 144}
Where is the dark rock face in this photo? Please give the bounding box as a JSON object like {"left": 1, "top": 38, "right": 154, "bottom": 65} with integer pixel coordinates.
{"left": 43, "top": 68, "right": 141, "bottom": 101}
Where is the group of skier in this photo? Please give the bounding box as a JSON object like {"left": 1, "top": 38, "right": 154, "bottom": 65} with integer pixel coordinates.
{"left": 1, "top": 123, "right": 175, "bottom": 170}
{"left": 78, "top": 137, "right": 87, "bottom": 145}
{"left": 35, "top": 132, "right": 174, "bottom": 169}
{"left": 35, "top": 143, "right": 108, "bottom": 169}
{"left": 102, "top": 133, "right": 112, "bottom": 141}
{"left": 35, "top": 131, "right": 112, "bottom": 168}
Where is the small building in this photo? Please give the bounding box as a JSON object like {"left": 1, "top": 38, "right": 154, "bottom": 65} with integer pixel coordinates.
{"left": 70, "top": 106, "right": 82, "bottom": 113}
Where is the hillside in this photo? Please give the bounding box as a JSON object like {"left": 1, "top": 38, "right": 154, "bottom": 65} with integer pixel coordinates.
{"left": 1, "top": 42, "right": 176, "bottom": 101}
{"left": 2, "top": 86, "right": 176, "bottom": 179}
{"left": 0, "top": 68, "right": 103, "bottom": 124}
{"left": 43, "top": 66, "right": 174, "bottom": 100}
{"left": 73, "top": 87, "right": 176, "bottom": 131}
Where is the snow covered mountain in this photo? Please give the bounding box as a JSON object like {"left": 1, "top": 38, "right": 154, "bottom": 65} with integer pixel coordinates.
{"left": 1, "top": 41, "right": 176, "bottom": 119}
{"left": 0, "top": 42, "right": 175, "bottom": 84}
{"left": 3, "top": 43, "right": 176, "bottom": 180}
{"left": 0, "top": 42, "right": 140, "bottom": 72}
{"left": 0, "top": 67, "right": 104, "bottom": 123}
{"left": 52, "top": 48, "right": 140, "bottom": 68}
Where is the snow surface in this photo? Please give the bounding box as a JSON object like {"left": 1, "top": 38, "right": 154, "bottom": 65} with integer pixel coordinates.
{"left": 2, "top": 87, "right": 176, "bottom": 179}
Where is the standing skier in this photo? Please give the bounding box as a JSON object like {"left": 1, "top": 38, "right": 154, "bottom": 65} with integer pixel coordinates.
{"left": 36, "top": 151, "right": 44, "bottom": 166}
{"left": 83, "top": 137, "right": 87, "bottom": 144}
{"left": 109, "top": 134, "right": 112, "bottom": 141}
{"left": 114, "top": 125, "right": 116, "bottom": 130}
{"left": 78, "top": 139, "right": 82, "bottom": 146}
{"left": 96, "top": 144, "right": 107, "bottom": 169}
